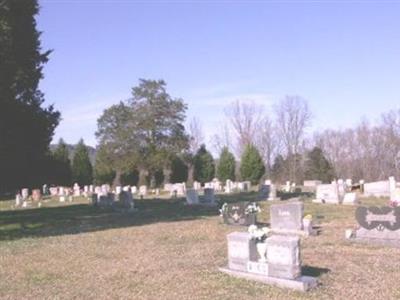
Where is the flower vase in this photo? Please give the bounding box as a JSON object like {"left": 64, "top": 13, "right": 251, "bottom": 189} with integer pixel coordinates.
{"left": 256, "top": 242, "right": 267, "bottom": 263}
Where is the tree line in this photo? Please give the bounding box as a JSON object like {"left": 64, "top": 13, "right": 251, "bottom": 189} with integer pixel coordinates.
{"left": 94, "top": 79, "right": 336, "bottom": 187}
{"left": 2, "top": 0, "right": 399, "bottom": 194}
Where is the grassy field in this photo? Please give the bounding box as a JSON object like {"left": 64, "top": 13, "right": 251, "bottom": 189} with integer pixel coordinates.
{"left": 0, "top": 192, "right": 399, "bottom": 300}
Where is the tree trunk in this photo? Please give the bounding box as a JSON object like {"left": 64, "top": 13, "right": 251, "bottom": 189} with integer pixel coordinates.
{"left": 163, "top": 167, "right": 172, "bottom": 185}
{"left": 138, "top": 168, "right": 148, "bottom": 186}
{"left": 187, "top": 164, "right": 194, "bottom": 187}
{"left": 112, "top": 169, "right": 122, "bottom": 188}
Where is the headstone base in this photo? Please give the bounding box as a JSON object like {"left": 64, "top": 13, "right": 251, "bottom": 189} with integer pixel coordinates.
{"left": 348, "top": 228, "right": 400, "bottom": 248}
{"left": 219, "top": 267, "right": 317, "bottom": 292}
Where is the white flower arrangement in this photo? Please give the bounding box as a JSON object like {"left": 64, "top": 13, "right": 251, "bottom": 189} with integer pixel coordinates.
{"left": 219, "top": 203, "right": 228, "bottom": 217}
{"left": 245, "top": 202, "right": 261, "bottom": 215}
{"left": 248, "top": 225, "right": 270, "bottom": 242}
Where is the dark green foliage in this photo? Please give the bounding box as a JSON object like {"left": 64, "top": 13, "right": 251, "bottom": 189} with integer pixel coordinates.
{"left": 271, "top": 154, "right": 286, "bottom": 183}
{"left": 304, "top": 147, "right": 335, "bottom": 183}
{"left": 0, "top": 1, "right": 60, "bottom": 192}
{"left": 171, "top": 156, "right": 188, "bottom": 183}
{"left": 217, "top": 147, "right": 236, "bottom": 181}
{"left": 51, "top": 139, "right": 72, "bottom": 186}
{"left": 72, "top": 139, "right": 93, "bottom": 186}
{"left": 194, "top": 145, "right": 215, "bottom": 183}
{"left": 121, "top": 170, "right": 139, "bottom": 186}
{"left": 96, "top": 79, "right": 189, "bottom": 186}
{"left": 240, "top": 144, "right": 265, "bottom": 184}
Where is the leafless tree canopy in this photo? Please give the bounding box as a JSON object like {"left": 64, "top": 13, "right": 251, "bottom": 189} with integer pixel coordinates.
{"left": 255, "top": 116, "right": 279, "bottom": 175}
{"left": 211, "top": 123, "right": 232, "bottom": 155}
{"left": 274, "top": 96, "right": 312, "bottom": 156}
{"left": 188, "top": 117, "right": 204, "bottom": 154}
{"left": 314, "top": 110, "right": 400, "bottom": 181}
{"left": 225, "top": 100, "right": 263, "bottom": 156}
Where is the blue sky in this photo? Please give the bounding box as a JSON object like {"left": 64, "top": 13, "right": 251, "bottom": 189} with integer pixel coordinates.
{"left": 37, "top": 0, "right": 400, "bottom": 148}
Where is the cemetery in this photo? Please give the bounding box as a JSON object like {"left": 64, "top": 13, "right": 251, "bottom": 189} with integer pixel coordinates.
{"left": 1, "top": 180, "right": 400, "bottom": 299}
{"left": 2, "top": 1, "right": 400, "bottom": 299}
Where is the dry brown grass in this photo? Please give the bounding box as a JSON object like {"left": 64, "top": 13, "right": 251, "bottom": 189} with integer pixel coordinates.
{"left": 0, "top": 194, "right": 399, "bottom": 300}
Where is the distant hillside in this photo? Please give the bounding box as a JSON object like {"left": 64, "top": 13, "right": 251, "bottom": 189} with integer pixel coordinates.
{"left": 50, "top": 143, "right": 97, "bottom": 165}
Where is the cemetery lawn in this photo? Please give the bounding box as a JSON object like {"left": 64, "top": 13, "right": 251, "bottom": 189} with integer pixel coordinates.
{"left": 1, "top": 194, "right": 399, "bottom": 300}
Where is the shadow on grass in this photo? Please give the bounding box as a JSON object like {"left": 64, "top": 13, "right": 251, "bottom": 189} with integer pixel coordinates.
{"left": 302, "top": 265, "right": 330, "bottom": 277}
{"left": 0, "top": 197, "right": 222, "bottom": 241}
{"left": 0, "top": 192, "right": 267, "bottom": 242}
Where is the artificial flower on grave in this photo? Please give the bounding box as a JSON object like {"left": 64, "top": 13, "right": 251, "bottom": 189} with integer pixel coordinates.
{"left": 303, "top": 214, "right": 313, "bottom": 220}
{"left": 245, "top": 202, "right": 261, "bottom": 215}
{"left": 219, "top": 203, "right": 228, "bottom": 217}
{"left": 248, "top": 225, "right": 270, "bottom": 242}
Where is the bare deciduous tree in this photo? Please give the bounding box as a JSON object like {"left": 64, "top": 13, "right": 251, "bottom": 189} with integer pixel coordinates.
{"left": 274, "top": 96, "right": 311, "bottom": 182}
{"left": 255, "top": 116, "right": 279, "bottom": 177}
{"left": 210, "top": 123, "right": 232, "bottom": 155}
{"left": 225, "top": 100, "right": 263, "bottom": 156}
{"left": 188, "top": 117, "right": 204, "bottom": 154}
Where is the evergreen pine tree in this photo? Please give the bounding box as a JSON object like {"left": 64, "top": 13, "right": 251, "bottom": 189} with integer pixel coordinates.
{"left": 72, "top": 139, "right": 93, "bottom": 186}
{"left": 217, "top": 147, "right": 236, "bottom": 181}
{"left": 52, "top": 138, "right": 72, "bottom": 186}
{"left": 0, "top": 1, "right": 60, "bottom": 192}
{"left": 304, "top": 147, "right": 335, "bottom": 183}
{"left": 240, "top": 144, "right": 265, "bottom": 184}
{"left": 193, "top": 144, "right": 215, "bottom": 183}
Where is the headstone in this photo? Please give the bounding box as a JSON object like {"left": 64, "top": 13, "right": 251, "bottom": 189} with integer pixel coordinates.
{"left": 164, "top": 183, "right": 173, "bottom": 193}
{"left": 21, "top": 188, "right": 29, "bottom": 200}
{"left": 115, "top": 186, "right": 122, "bottom": 195}
{"left": 123, "top": 186, "right": 131, "bottom": 192}
{"left": 193, "top": 181, "right": 201, "bottom": 191}
{"left": 214, "top": 180, "right": 222, "bottom": 192}
{"left": 15, "top": 194, "right": 22, "bottom": 206}
{"left": 268, "top": 184, "right": 280, "bottom": 201}
{"left": 244, "top": 181, "right": 251, "bottom": 191}
{"left": 73, "top": 183, "right": 80, "bottom": 196}
{"left": 32, "top": 189, "right": 41, "bottom": 202}
{"left": 202, "top": 188, "right": 215, "bottom": 204}
{"left": 258, "top": 184, "right": 270, "bottom": 200}
{"left": 345, "top": 179, "right": 352, "bottom": 191}
{"left": 119, "top": 191, "right": 134, "bottom": 210}
{"left": 342, "top": 192, "right": 358, "bottom": 205}
{"left": 224, "top": 180, "right": 233, "bottom": 194}
{"left": 226, "top": 232, "right": 257, "bottom": 272}
{"left": 266, "top": 235, "right": 301, "bottom": 280}
{"left": 391, "top": 188, "right": 400, "bottom": 205}
{"left": 314, "top": 183, "right": 340, "bottom": 203}
{"left": 186, "top": 189, "right": 199, "bottom": 205}
{"left": 337, "top": 179, "right": 345, "bottom": 198}
{"left": 363, "top": 180, "right": 390, "bottom": 197}
{"left": 171, "top": 183, "right": 185, "bottom": 196}
{"left": 98, "top": 192, "right": 115, "bottom": 208}
{"left": 349, "top": 206, "right": 400, "bottom": 247}
{"left": 49, "top": 187, "right": 58, "bottom": 196}
{"left": 270, "top": 202, "right": 304, "bottom": 232}
{"left": 94, "top": 186, "right": 102, "bottom": 195}
{"left": 359, "top": 179, "right": 365, "bottom": 193}
{"left": 42, "top": 184, "right": 48, "bottom": 195}
{"left": 284, "top": 181, "right": 291, "bottom": 192}
{"left": 58, "top": 187, "right": 65, "bottom": 196}
{"left": 221, "top": 202, "right": 257, "bottom": 226}
{"left": 139, "top": 185, "right": 147, "bottom": 197}
{"left": 220, "top": 231, "right": 317, "bottom": 291}
{"left": 131, "top": 186, "right": 137, "bottom": 194}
